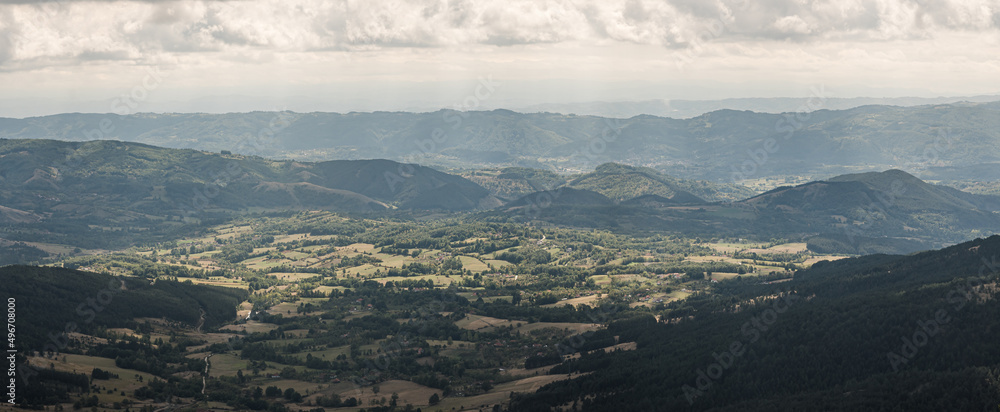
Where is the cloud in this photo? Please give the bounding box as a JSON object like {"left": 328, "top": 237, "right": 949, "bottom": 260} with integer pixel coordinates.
{"left": 76, "top": 49, "right": 132, "bottom": 61}
{"left": 1, "top": 0, "right": 997, "bottom": 69}
{"left": 0, "top": 0, "right": 997, "bottom": 107}
{"left": 772, "top": 15, "right": 813, "bottom": 36}
{"left": 0, "top": 9, "right": 15, "bottom": 65}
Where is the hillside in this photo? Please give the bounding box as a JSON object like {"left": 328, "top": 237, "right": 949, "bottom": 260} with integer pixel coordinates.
{"left": 4, "top": 103, "right": 1000, "bottom": 181}
{"left": 466, "top": 163, "right": 748, "bottom": 203}
{"left": 510, "top": 235, "right": 1000, "bottom": 411}
{"left": 567, "top": 163, "right": 750, "bottom": 202}
{"left": 620, "top": 193, "right": 705, "bottom": 207}
{"left": 826, "top": 169, "right": 1000, "bottom": 211}
{"left": 0, "top": 265, "right": 248, "bottom": 350}
{"left": 506, "top": 188, "right": 616, "bottom": 209}
{"left": 0, "top": 139, "right": 498, "bottom": 249}
{"left": 2, "top": 265, "right": 249, "bottom": 406}
{"left": 743, "top": 169, "right": 1000, "bottom": 251}
{"left": 462, "top": 167, "right": 568, "bottom": 201}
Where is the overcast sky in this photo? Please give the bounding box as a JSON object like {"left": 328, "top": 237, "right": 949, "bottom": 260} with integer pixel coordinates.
{"left": 1, "top": 0, "right": 998, "bottom": 117}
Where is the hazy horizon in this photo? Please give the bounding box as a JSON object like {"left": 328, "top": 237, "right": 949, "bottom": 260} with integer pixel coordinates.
{"left": 2, "top": 91, "right": 999, "bottom": 120}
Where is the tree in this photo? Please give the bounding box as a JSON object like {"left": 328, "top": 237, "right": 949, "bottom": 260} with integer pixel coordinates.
{"left": 429, "top": 393, "right": 440, "bottom": 405}
{"left": 442, "top": 257, "right": 463, "bottom": 271}
{"left": 265, "top": 386, "right": 282, "bottom": 397}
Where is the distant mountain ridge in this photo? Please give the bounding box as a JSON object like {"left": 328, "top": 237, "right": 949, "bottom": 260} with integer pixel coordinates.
{"left": 3, "top": 102, "right": 1000, "bottom": 182}
{"left": 465, "top": 163, "right": 752, "bottom": 203}
{"left": 512, "top": 95, "right": 1000, "bottom": 119}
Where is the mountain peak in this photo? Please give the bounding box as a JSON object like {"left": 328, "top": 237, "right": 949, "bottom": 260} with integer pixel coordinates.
{"left": 572, "top": 163, "right": 748, "bottom": 202}
{"left": 827, "top": 169, "right": 922, "bottom": 185}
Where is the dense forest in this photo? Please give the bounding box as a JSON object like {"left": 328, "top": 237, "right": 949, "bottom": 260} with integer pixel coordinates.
{"left": 0, "top": 266, "right": 247, "bottom": 352}
{"left": 508, "top": 235, "right": 1000, "bottom": 411}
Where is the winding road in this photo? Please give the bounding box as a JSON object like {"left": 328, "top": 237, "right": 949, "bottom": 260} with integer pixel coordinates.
{"left": 202, "top": 354, "right": 212, "bottom": 395}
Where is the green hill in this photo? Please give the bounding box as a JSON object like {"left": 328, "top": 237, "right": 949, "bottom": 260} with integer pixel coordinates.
{"left": 506, "top": 187, "right": 615, "bottom": 209}
{"left": 0, "top": 139, "right": 498, "bottom": 249}
{"left": 0, "top": 265, "right": 248, "bottom": 351}
{"left": 462, "top": 167, "right": 568, "bottom": 201}
{"left": 1, "top": 265, "right": 249, "bottom": 405}
{"left": 466, "top": 163, "right": 748, "bottom": 203}
{"left": 567, "top": 163, "right": 751, "bottom": 202}
{"left": 620, "top": 193, "right": 705, "bottom": 207}
{"left": 744, "top": 169, "right": 1000, "bottom": 251}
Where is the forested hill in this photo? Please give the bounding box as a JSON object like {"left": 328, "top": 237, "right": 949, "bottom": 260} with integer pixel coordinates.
{"left": 0, "top": 138, "right": 498, "bottom": 214}
{"left": 748, "top": 169, "right": 1000, "bottom": 252}
{"left": 3, "top": 102, "right": 999, "bottom": 180}
{"left": 491, "top": 169, "right": 1000, "bottom": 255}
{"left": 0, "top": 139, "right": 499, "bottom": 249}
{"left": 509, "top": 235, "right": 1000, "bottom": 411}
{"left": 565, "top": 163, "right": 753, "bottom": 202}
{"left": 464, "top": 163, "right": 752, "bottom": 203}
{"left": 0, "top": 265, "right": 248, "bottom": 351}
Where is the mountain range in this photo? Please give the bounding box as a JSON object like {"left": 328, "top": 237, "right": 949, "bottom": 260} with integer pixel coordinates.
{"left": 2, "top": 102, "right": 1000, "bottom": 183}
{"left": 2, "top": 138, "right": 998, "bottom": 255}
{"left": 465, "top": 163, "right": 754, "bottom": 203}
{"left": 511, "top": 94, "right": 1000, "bottom": 119}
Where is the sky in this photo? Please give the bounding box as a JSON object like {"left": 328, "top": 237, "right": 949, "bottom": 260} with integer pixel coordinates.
{"left": 0, "top": 0, "right": 999, "bottom": 117}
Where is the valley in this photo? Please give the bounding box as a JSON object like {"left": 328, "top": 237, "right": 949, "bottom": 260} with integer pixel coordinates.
{"left": 4, "top": 2, "right": 999, "bottom": 410}
{"left": 7, "top": 211, "right": 833, "bottom": 411}
{"left": 2, "top": 121, "right": 1000, "bottom": 411}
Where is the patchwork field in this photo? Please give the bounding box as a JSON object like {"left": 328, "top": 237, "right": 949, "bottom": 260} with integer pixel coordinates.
{"left": 17, "top": 210, "right": 855, "bottom": 412}
{"left": 542, "top": 294, "right": 601, "bottom": 307}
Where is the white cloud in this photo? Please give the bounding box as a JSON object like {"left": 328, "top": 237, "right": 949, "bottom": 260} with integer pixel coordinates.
{"left": 772, "top": 15, "right": 812, "bottom": 36}
{"left": 0, "top": 0, "right": 997, "bottom": 114}
{"left": 1, "top": 0, "right": 995, "bottom": 66}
